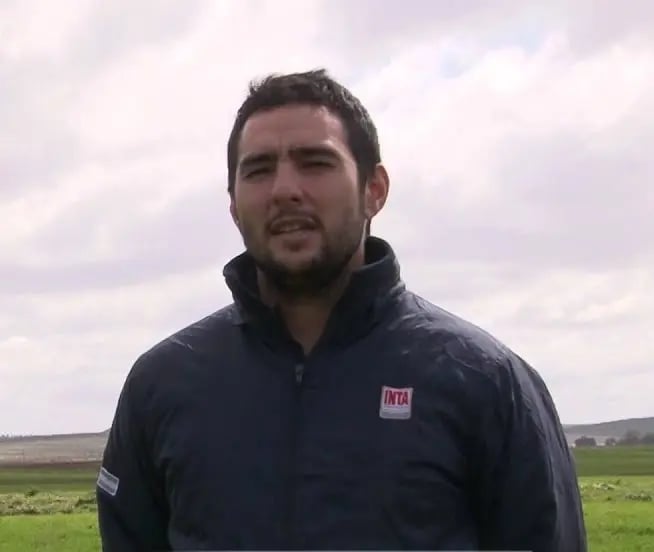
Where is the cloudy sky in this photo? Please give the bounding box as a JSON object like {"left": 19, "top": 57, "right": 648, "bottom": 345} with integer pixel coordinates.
{"left": 2, "top": 0, "right": 653, "bottom": 435}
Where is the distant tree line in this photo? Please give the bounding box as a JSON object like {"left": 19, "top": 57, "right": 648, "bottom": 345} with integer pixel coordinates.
{"left": 575, "top": 430, "right": 654, "bottom": 448}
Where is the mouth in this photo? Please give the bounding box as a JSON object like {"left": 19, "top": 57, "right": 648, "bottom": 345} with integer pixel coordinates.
{"left": 268, "top": 217, "right": 318, "bottom": 236}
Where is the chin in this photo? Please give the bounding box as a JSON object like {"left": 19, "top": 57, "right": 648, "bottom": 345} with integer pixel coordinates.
{"left": 271, "top": 251, "right": 318, "bottom": 273}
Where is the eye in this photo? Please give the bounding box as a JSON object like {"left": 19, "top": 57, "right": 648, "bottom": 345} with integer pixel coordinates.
{"left": 244, "top": 167, "right": 270, "bottom": 179}
{"left": 303, "top": 159, "right": 331, "bottom": 169}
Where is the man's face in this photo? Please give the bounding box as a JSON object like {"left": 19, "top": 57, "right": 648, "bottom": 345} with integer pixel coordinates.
{"left": 230, "top": 104, "right": 367, "bottom": 296}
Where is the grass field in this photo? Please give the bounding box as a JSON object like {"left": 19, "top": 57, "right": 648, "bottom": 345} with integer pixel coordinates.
{"left": 0, "top": 513, "right": 99, "bottom": 552}
{"left": 0, "top": 462, "right": 100, "bottom": 494}
{"left": 0, "top": 448, "right": 653, "bottom": 551}
{"left": 574, "top": 445, "right": 654, "bottom": 477}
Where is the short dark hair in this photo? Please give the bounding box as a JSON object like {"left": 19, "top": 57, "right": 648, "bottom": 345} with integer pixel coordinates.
{"left": 226, "top": 68, "right": 381, "bottom": 196}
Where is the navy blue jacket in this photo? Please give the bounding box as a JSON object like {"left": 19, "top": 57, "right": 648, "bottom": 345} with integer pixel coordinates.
{"left": 97, "top": 237, "right": 587, "bottom": 551}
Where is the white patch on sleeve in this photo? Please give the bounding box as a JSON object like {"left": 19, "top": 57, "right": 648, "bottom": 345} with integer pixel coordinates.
{"left": 97, "top": 466, "right": 120, "bottom": 497}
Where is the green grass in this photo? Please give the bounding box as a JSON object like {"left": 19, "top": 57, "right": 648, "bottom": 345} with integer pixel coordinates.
{"left": 0, "top": 513, "right": 99, "bottom": 552}
{"left": 0, "top": 490, "right": 97, "bottom": 516}
{"left": 0, "top": 464, "right": 101, "bottom": 551}
{"left": 580, "top": 476, "right": 654, "bottom": 552}
{"left": 0, "top": 463, "right": 100, "bottom": 494}
{"left": 573, "top": 445, "right": 654, "bottom": 476}
{"left": 0, "top": 450, "right": 653, "bottom": 551}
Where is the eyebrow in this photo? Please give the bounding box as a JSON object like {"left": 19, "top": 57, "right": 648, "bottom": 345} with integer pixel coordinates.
{"left": 238, "top": 146, "right": 340, "bottom": 172}
{"left": 238, "top": 152, "right": 276, "bottom": 172}
{"left": 290, "top": 146, "right": 339, "bottom": 160}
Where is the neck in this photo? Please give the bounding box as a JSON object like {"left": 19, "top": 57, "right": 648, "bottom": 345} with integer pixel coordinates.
{"left": 258, "top": 246, "right": 366, "bottom": 354}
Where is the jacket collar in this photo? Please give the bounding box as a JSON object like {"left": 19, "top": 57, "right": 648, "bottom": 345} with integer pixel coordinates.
{"left": 222, "top": 236, "right": 404, "bottom": 350}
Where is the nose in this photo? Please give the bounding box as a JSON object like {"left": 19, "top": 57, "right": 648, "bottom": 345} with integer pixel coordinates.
{"left": 270, "top": 159, "right": 303, "bottom": 204}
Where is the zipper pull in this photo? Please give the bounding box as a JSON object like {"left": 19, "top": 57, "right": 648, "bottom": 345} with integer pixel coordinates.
{"left": 295, "top": 363, "right": 304, "bottom": 384}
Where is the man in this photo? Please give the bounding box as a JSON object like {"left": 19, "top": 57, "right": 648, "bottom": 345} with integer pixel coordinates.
{"left": 97, "top": 69, "right": 587, "bottom": 551}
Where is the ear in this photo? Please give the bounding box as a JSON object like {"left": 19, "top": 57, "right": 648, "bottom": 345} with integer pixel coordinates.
{"left": 364, "top": 163, "right": 390, "bottom": 221}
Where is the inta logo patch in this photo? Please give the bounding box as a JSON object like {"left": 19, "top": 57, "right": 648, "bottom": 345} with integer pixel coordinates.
{"left": 379, "top": 386, "right": 413, "bottom": 419}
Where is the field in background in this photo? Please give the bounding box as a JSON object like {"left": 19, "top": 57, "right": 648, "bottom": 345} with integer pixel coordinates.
{"left": 574, "top": 445, "right": 654, "bottom": 476}
{"left": 580, "top": 476, "right": 654, "bottom": 551}
{"left": 0, "top": 462, "right": 100, "bottom": 495}
{"left": 0, "top": 434, "right": 106, "bottom": 465}
{"left": 0, "top": 449, "right": 653, "bottom": 551}
{"left": 0, "top": 513, "right": 98, "bottom": 552}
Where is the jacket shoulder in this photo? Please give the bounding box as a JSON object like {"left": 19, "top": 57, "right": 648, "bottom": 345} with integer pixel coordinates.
{"left": 396, "top": 290, "right": 552, "bottom": 402}
{"left": 395, "top": 291, "right": 513, "bottom": 370}
{"left": 126, "top": 303, "right": 241, "bottom": 385}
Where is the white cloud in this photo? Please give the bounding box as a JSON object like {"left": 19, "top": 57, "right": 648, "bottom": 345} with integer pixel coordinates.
{"left": 0, "top": 0, "right": 95, "bottom": 60}
{"left": 1, "top": 0, "right": 652, "bottom": 433}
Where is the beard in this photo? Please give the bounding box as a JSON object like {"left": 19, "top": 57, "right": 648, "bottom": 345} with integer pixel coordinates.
{"left": 240, "top": 204, "right": 366, "bottom": 298}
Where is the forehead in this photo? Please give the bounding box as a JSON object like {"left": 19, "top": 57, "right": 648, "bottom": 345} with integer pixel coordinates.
{"left": 238, "top": 104, "right": 349, "bottom": 158}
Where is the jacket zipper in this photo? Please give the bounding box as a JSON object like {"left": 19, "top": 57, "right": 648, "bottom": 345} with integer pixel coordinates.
{"left": 285, "top": 361, "right": 304, "bottom": 549}
{"left": 295, "top": 363, "right": 305, "bottom": 384}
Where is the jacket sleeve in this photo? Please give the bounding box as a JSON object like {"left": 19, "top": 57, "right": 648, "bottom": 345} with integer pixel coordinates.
{"left": 474, "top": 353, "right": 587, "bottom": 552}
{"left": 97, "top": 367, "right": 170, "bottom": 551}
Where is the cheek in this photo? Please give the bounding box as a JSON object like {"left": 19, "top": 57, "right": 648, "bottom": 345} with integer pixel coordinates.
{"left": 338, "top": 186, "right": 365, "bottom": 216}
{"left": 315, "top": 178, "right": 360, "bottom": 212}
{"left": 234, "top": 193, "right": 266, "bottom": 225}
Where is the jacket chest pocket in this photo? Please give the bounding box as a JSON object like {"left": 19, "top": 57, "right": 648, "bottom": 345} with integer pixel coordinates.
{"left": 378, "top": 418, "right": 474, "bottom": 542}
